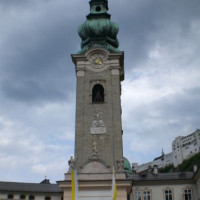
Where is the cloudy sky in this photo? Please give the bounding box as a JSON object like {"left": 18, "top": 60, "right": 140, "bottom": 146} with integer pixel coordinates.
{"left": 0, "top": 0, "right": 200, "bottom": 183}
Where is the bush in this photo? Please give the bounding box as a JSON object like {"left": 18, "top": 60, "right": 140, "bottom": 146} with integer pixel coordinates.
{"left": 178, "top": 152, "right": 200, "bottom": 172}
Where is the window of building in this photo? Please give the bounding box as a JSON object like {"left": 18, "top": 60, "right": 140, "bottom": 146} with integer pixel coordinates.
{"left": 29, "top": 195, "right": 35, "bottom": 200}
{"left": 133, "top": 191, "right": 142, "bottom": 200}
{"left": 45, "top": 196, "right": 51, "bottom": 200}
{"left": 164, "top": 190, "right": 173, "bottom": 200}
{"left": 7, "top": 194, "right": 14, "bottom": 199}
{"left": 133, "top": 190, "right": 151, "bottom": 200}
{"left": 92, "top": 84, "right": 104, "bottom": 103}
{"left": 20, "top": 195, "right": 26, "bottom": 199}
{"left": 143, "top": 190, "right": 151, "bottom": 200}
{"left": 183, "top": 189, "right": 192, "bottom": 200}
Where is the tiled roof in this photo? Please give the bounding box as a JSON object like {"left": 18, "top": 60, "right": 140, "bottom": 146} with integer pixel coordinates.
{"left": 0, "top": 181, "right": 62, "bottom": 193}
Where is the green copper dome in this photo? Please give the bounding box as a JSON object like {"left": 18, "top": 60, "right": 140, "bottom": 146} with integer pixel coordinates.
{"left": 78, "top": 0, "right": 119, "bottom": 54}
{"left": 124, "top": 157, "right": 132, "bottom": 173}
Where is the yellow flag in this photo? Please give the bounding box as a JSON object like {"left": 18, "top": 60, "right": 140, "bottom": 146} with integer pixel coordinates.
{"left": 111, "top": 167, "right": 117, "bottom": 200}
{"left": 70, "top": 170, "right": 79, "bottom": 200}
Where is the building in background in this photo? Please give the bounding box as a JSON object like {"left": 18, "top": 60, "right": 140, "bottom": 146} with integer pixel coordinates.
{"left": 172, "top": 129, "right": 200, "bottom": 167}
{"left": 0, "top": 179, "right": 62, "bottom": 200}
{"left": 133, "top": 129, "right": 200, "bottom": 173}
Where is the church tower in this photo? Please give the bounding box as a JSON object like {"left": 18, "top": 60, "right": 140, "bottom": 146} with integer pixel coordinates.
{"left": 58, "top": 1, "right": 132, "bottom": 199}
{"left": 72, "top": 0, "right": 124, "bottom": 172}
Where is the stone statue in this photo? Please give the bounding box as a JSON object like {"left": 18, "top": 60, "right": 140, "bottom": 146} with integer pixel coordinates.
{"left": 116, "top": 158, "right": 124, "bottom": 172}
{"left": 68, "top": 156, "right": 77, "bottom": 171}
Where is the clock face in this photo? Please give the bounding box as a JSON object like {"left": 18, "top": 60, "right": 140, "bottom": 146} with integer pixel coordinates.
{"left": 90, "top": 54, "right": 105, "bottom": 69}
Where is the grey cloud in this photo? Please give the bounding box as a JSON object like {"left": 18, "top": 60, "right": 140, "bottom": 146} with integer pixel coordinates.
{"left": 110, "top": 0, "right": 200, "bottom": 70}
{"left": 0, "top": 0, "right": 32, "bottom": 8}
{"left": 156, "top": 91, "right": 200, "bottom": 126}
{"left": 0, "top": 79, "right": 68, "bottom": 103}
{"left": 0, "top": 1, "right": 82, "bottom": 103}
{"left": 184, "top": 87, "right": 200, "bottom": 96}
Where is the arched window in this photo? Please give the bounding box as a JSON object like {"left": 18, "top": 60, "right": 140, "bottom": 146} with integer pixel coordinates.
{"left": 7, "top": 194, "right": 14, "bottom": 199}
{"left": 29, "top": 195, "right": 35, "bottom": 200}
{"left": 92, "top": 84, "right": 104, "bottom": 103}
{"left": 45, "top": 196, "right": 51, "bottom": 200}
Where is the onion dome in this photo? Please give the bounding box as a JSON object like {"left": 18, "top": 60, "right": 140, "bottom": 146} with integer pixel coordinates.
{"left": 78, "top": 0, "right": 120, "bottom": 54}
{"left": 124, "top": 157, "right": 132, "bottom": 173}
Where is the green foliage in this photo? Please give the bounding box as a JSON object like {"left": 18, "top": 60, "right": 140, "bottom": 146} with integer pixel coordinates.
{"left": 159, "top": 152, "right": 200, "bottom": 173}
{"left": 178, "top": 152, "right": 200, "bottom": 172}
{"left": 159, "top": 164, "right": 174, "bottom": 173}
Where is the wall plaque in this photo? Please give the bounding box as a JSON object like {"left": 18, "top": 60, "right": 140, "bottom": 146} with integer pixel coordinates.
{"left": 90, "top": 113, "right": 106, "bottom": 134}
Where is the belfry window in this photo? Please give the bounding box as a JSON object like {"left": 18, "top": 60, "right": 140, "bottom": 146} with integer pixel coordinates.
{"left": 92, "top": 84, "right": 104, "bottom": 103}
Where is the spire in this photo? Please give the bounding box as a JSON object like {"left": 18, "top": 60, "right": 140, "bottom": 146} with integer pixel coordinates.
{"left": 162, "top": 148, "right": 164, "bottom": 155}
{"left": 78, "top": 0, "right": 119, "bottom": 54}
{"left": 161, "top": 148, "right": 165, "bottom": 161}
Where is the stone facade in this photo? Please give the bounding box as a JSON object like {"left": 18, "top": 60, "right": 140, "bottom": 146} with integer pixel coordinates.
{"left": 72, "top": 48, "right": 124, "bottom": 172}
